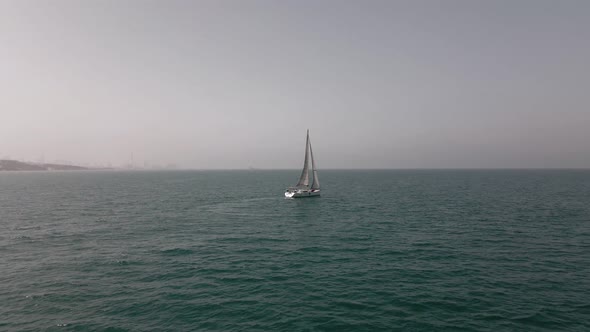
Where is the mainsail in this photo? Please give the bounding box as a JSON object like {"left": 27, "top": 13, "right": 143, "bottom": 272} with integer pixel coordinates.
{"left": 296, "top": 130, "right": 310, "bottom": 187}
{"left": 285, "top": 129, "right": 321, "bottom": 198}
{"left": 310, "top": 140, "right": 320, "bottom": 190}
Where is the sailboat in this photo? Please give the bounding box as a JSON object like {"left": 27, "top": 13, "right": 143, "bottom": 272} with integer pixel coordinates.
{"left": 285, "top": 130, "right": 320, "bottom": 198}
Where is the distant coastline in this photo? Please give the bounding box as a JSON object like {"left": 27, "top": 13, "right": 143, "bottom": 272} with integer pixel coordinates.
{"left": 0, "top": 159, "right": 96, "bottom": 171}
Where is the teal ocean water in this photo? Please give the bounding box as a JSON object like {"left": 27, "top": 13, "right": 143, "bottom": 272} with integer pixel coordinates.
{"left": 1, "top": 170, "right": 589, "bottom": 331}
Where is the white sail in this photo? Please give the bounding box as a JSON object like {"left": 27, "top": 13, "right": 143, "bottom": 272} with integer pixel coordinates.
{"left": 295, "top": 130, "right": 310, "bottom": 187}
{"left": 285, "top": 130, "right": 320, "bottom": 198}
{"left": 310, "top": 140, "right": 320, "bottom": 190}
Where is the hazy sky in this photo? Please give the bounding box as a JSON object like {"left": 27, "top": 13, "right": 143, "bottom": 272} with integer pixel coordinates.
{"left": 1, "top": 0, "right": 589, "bottom": 168}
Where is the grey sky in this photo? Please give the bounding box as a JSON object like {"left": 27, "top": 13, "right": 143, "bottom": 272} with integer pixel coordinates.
{"left": 1, "top": 0, "right": 589, "bottom": 168}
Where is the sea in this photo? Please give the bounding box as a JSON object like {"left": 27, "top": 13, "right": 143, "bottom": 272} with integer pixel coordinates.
{"left": 1, "top": 170, "right": 589, "bottom": 331}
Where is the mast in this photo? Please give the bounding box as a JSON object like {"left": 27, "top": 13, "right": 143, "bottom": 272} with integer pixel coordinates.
{"left": 296, "top": 129, "right": 310, "bottom": 187}
{"left": 310, "top": 138, "right": 320, "bottom": 190}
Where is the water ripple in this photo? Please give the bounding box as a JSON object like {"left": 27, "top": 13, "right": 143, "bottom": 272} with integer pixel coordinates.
{"left": 0, "top": 170, "right": 589, "bottom": 331}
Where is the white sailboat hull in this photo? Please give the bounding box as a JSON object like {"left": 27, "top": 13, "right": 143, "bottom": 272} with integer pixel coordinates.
{"left": 285, "top": 189, "right": 320, "bottom": 198}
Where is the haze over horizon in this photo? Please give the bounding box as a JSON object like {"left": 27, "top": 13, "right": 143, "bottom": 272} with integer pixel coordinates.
{"left": 1, "top": 0, "right": 589, "bottom": 169}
